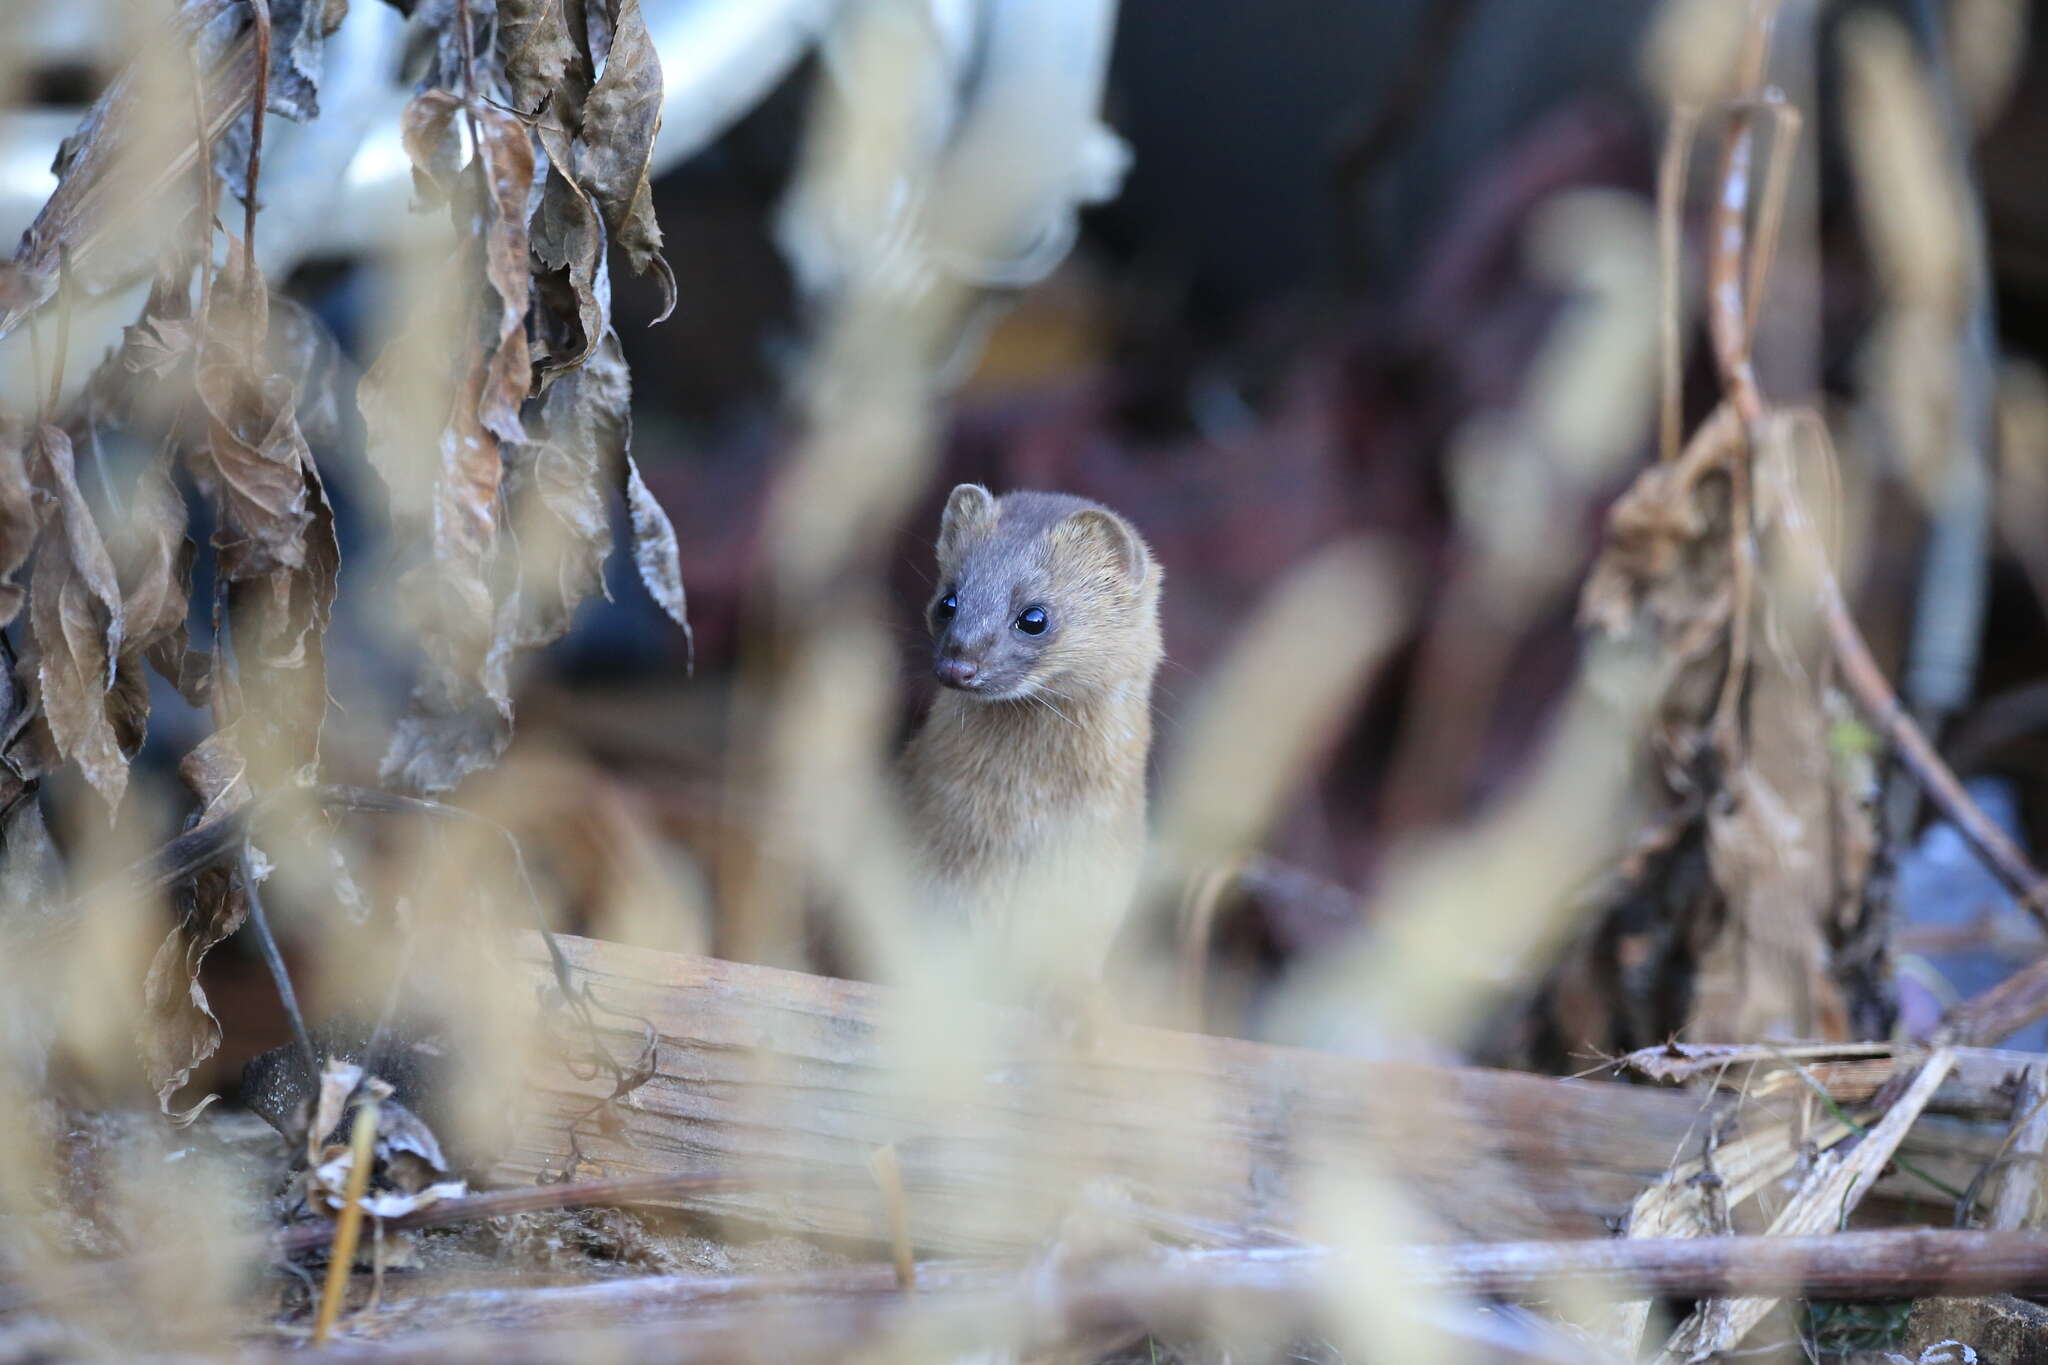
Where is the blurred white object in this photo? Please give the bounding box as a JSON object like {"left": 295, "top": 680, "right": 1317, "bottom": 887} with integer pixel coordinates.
{"left": 776, "top": 0, "right": 1127, "bottom": 300}
{"left": 0, "top": 0, "right": 848, "bottom": 407}
{"left": 3, "top": 0, "right": 844, "bottom": 254}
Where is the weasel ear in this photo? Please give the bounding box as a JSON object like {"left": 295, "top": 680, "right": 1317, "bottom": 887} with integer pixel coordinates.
{"left": 1058, "top": 508, "right": 1152, "bottom": 587}
{"left": 938, "top": 483, "right": 997, "bottom": 552}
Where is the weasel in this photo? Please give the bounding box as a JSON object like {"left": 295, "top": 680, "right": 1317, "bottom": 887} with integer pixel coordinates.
{"left": 900, "top": 484, "right": 1163, "bottom": 985}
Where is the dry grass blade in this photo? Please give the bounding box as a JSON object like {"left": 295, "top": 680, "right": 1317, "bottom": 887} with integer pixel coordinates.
{"left": 313, "top": 1094, "right": 381, "bottom": 1345}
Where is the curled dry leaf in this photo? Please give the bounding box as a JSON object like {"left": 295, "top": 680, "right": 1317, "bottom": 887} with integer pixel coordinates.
{"left": 1579, "top": 404, "right": 1742, "bottom": 650}
{"left": 576, "top": 0, "right": 675, "bottom": 318}
{"left": 304, "top": 1064, "right": 467, "bottom": 1219}
{"left": 500, "top": 0, "right": 582, "bottom": 115}
{"left": 379, "top": 670, "right": 514, "bottom": 796}
{"left": 233, "top": 468, "right": 340, "bottom": 782}
{"left": 266, "top": 0, "right": 351, "bottom": 123}
{"left": 121, "top": 263, "right": 204, "bottom": 382}
{"left": 531, "top": 113, "right": 610, "bottom": 376}
{"left": 26, "top": 426, "right": 133, "bottom": 810}
{"left": 474, "top": 103, "right": 538, "bottom": 444}
{"left": 383, "top": 89, "right": 536, "bottom": 658}
{"left": 137, "top": 732, "right": 255, "bottom": 1124}
{"left": 0, "top": 633, "right": 60, "bottom": 933}
{"left": 627, "top": 455, "right": 690, "bottom": 651}
{"left": 307, "top": 1057, "right": 367, "bottom": 1164}
{"left": 266, "top": 294, "right": 350, "bottom": 452}
{"left": 194, "top": 366, "right": 315, "bottom": 580}
{"left": 504, "top": 328, "right": 631, "bottom": 647}
{"left": 398, "top": 89, "right": 469, "bottom": 204}
{"left": 113, "top": 459, "right": 200, "bottom": 701}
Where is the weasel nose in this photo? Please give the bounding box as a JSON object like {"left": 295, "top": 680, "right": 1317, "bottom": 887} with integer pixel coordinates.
{"left": 935, "top": 656, "right": 980, "bottom": 689}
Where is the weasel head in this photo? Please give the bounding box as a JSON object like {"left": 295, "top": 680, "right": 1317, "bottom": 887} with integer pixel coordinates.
{"left": 925, "top": 484, "right": 1161, "bottom": 703}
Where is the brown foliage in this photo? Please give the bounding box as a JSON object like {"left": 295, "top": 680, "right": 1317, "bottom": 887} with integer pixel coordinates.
{"left": 0, "top": 0, "right": 688, "bottom": 1110}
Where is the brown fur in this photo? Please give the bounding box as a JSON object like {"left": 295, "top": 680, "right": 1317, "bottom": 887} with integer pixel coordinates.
{"left": 900, "top": 485, "right": 1164, "bottom": 981}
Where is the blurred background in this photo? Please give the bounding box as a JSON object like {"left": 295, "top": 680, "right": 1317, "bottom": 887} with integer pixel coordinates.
{"left": 10, "top": 1, "right": 2048, "bottom": 1359}
{"left": 3, "top": 0, "right": 2046, "bottom": 1101}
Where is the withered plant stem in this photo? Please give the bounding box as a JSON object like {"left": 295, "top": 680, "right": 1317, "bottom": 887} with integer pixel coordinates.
{"left": 242, "top": 842, "right": 318, "bottom": 1087}
{"left": 47, "top": 250, "right": 72, "bottom": 416}
{"left": 230, "top": 1230, "right": 2048, "bottom": 1364}
{"left": 1702, "top": 0, "right": 2048, "bottom": 947}
{"left": 312, "top": 1096, "right": 380, "bottom": 1344}
{"left": 1656, "top": 106, "right": 1698, "bottom": 465}
{"left": 243, "top": 0, "right": 270, "bottom": 358}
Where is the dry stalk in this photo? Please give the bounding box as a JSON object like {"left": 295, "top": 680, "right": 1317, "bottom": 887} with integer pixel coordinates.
{"left": 1974, "top": 1067, "right": 2048, "bottom": 1231}
{"left": 1597, "top": 1114, "right": 1852, "bottom": 1350}
{"left": 231, "top": 1227, "right": 2048, "bottom": 1363}
{"left": 312, "top": 1096, "right": 381, "bottom": 1345}
{"left": 868, "top": 1143, "right": 916, "bottom": 1291}
{"left": 1654, "top": 1047, "right": 1956, "bottom": 1361}
{"left": 1695, "top": 0, "right": 2048, "bottom": 939}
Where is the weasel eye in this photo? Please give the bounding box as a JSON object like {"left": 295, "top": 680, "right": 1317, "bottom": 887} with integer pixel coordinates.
{"left": 1014, "top": 606, "right": 1048, "bottom": 635}
{"left": 934, "top": 592, "right": 958, "bottom": 624}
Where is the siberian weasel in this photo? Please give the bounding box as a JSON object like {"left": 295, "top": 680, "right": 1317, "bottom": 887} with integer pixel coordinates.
{"left": 900, "top": 484, "right": 1163, "bottom": 986}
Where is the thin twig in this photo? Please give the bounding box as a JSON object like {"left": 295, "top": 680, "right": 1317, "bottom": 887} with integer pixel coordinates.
{"left": 1703, "top": 3, "right": 1778, "bottom": 758}
{"left": 1942, "top": 953, "right": 2048, "bottom": 1048}
{"left": 868, "top": 1144, "right": 916, "bottom": 1291}
{"left": 242, "top": 0, "right": 271, "bottom": 356}
{"left": 312, "top": 1096, "right": 379, "bottom": 1344}
{"left": 229, "top": 1231, "right": 2048, "bottom": 1365}
{"left": 1743, "top": 99, "right": 1800, "bottom": 345}
{"left": 243, "top": 841, "right": 318, "bottom": 1088}
{"left": 1657, "top": 105, "right": 1699, "bottom": 465}
{"left": 47, "top": 248, "right": 73, "bottom": 415}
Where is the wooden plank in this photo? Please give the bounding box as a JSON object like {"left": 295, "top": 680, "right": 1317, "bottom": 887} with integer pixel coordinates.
{"left": 494, "top": 935, "right": 1717, "bottom": 1255}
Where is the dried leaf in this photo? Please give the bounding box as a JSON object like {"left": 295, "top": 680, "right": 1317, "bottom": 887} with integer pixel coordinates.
{"left": 307, "top": 1058, "right": 366, "bottom": 1164}
{"left": 626, "top": 455, "right": 690, "bottom": 650}
{"left": 531, "top": 120, "right": 609, "bottom": 375}
{"left": 0, "top": 642, "right": 60, "bottom": 929}
{"left": 505, "top": 328, "right": 629, "bottom": 645}
{"left": 137, "top": 731, "right": 256, "bottom": 1125}
{"left": 113, "top": 459, "right": 197, "bottom": 664}
{"left": 378, "top": 669, "right": 512, "bottom": 796}
{"left": 268, "top": 0, "right": 349, "bottom": 122}
{"left": 194, "top": 366, "right": 315, "bottom": 581}
{"left": 399, "top": 89, "right": 469, "bottom": 204}
{"left": 579, "top": 0, "right": 674, "bottom": 317}
{"left": 267, "top": 295, "right": 349, "bottom": 451}
{"left": 183, "top": 724, "right": 253, "bottom": 821}
{"left": 231, "top": 467, "right": 340, "bottom": 781}
{"left": 121, "top": 265, "right": 202, "bottom": 382}
{"left": 27, "top": 427, "right": 131, "bottom": 809}
{"left": 210, "top": 0, "right": 349, "bottom": 209}
{"left": 28, "top": 426, "right": 124, "bottom": 649}
{"left": 1579, "top": 404, "right": 1741, "bottom": 644}
{"left": 500, "top": 0, "right": 585, "bottom": 123}
{"left": 473, "top": 102, "right": 537, "bottom": 444}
